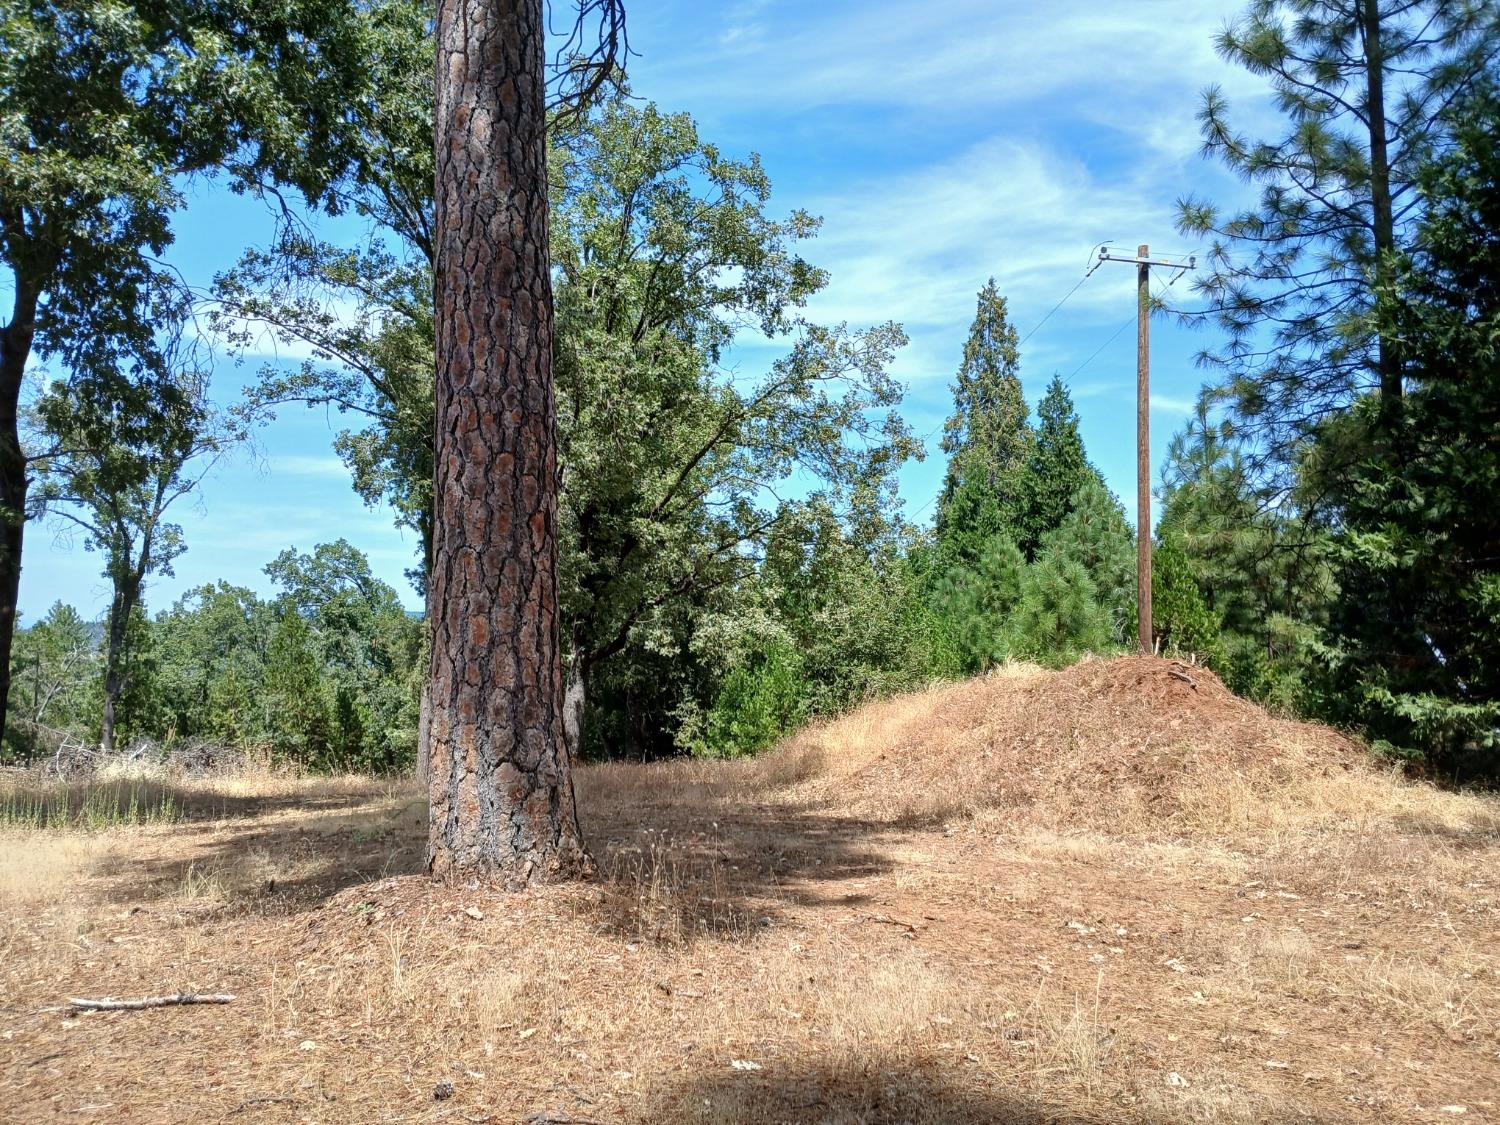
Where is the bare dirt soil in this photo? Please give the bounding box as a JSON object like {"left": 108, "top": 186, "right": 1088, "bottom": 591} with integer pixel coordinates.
{"left": 3, "top": 655, "right": 1498, "bottom": 1123}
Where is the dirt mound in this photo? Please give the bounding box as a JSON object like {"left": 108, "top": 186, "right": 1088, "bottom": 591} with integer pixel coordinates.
{"left": 796, "top": 655, "right": 1368, "bottom": 833}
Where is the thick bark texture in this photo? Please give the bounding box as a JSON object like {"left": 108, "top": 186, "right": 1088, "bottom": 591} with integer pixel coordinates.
{"left": 426, "top": 0, "right": 589, "bottom": 884}
{"left": 0, "top": 279, "right": 38, "bottom": 750}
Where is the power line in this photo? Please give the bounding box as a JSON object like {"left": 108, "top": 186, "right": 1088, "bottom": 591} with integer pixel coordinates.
{"left": 1058, "top": 263, "right": 1195, "bottom": 385}
{"left": 1061, "top": 316, "right": 1133, "bottom": 383}
{"left": 1016, "top": 241, "right": 1113, "bottom": 347}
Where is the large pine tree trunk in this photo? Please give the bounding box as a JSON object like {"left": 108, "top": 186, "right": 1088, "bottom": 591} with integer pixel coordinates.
{"left": 426, "top": 0, "right": 589, "bottom": 884}
{"left": 0, "top": 281, "right": 39, "bottom": 751}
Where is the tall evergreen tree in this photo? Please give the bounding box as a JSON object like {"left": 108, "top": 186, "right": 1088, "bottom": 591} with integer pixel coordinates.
{"left": 1160, "top": 400, "right": 1331, "bottom": 706}
{"left": 1318, "top": 84, "right": 1500, "bottom": 773}
{"left": 1016, "top": 375, "right": 1103, "bottom": 557}
{"left": 928, "top": 534, "right": 1026, "bottom": 675}
{"left": 1177, "top": 0, "right": 1500, "bottom": 489}
{"left": 936, "top": 280, "right": 1032, "bottom": 563}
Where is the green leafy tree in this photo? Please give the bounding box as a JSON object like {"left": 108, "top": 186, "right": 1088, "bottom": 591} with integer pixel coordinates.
{"left": 5, "top": 601, "right": 100, "bottom": 760}
{"left": 0, "top": 0, "right": 377, "bottom": 745}
{"left": 1317, "top": 84, "right": 1500, "bottom": 774}
{"left": 936, "top": 280, "right": 1033, "bottom": 564}
{"left": 702, "top": 643, "right": 806, "bottom": 758}
{"left": 217, "top": 87, "right": 917, "bottom": 760}
{"left": 1176, "top": 0, "right": 1500, "bottom": 487}
{"left": 550, "top": 98, "right": 914, "bottom": 757}
{"left": 31, "top": 366, "right": 236, "bottom": 750}
{"left": 265, "top": 540, "right": 422, "bottom": 770}
{"left": 150, "top": 583, "right": 274, "bottom": 746}
{"left": 1017, "top": 375, "right": 1103, "bottom": 557}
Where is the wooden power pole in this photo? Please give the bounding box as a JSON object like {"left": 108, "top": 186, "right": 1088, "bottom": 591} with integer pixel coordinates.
{"left": 1097, "top": 244, "right": 1194, "bottom": 654}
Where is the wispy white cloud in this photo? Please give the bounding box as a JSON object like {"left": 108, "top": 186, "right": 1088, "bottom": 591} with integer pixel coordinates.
{"left": 269, "top": 453, "right": 354, "bottom": 481}
{"left": 1150, "top": 392, "right": 1199, "bottom": 415}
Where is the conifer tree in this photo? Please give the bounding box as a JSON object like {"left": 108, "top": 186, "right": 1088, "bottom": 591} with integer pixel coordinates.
{"left": 1151, "top": 530, "right": 1224, "bottom": 663}
{"left": 936, "top": 280, "right": 1032, "bottom": 564}
{"left": 1319, "top": 84, "right": 1500, "bottom": 773}
{"left": 1159, "top": 400, "right": 1331, "bottom": 704}
{"left": 263, "top": 609, "right": 332, "bottom": 767}
{"left": 1006, "top": 550, "right": 1112, "bottom": 666}
{"left": 1016, "top": 376, "right": 1102, "bottom": 557}
{"left": 1039, "top": 477, "right": 1135, "bottom": 644}
{"left": 928, "top": 534, "right": 1025, "bottom": 674}
{"left": 1177, "top": 0, "right": 1500, "bottom": 487}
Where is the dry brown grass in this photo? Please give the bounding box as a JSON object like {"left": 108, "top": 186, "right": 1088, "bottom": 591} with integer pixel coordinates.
{"left": 2, "top": 655, "right": 1498, "bottom": 1123}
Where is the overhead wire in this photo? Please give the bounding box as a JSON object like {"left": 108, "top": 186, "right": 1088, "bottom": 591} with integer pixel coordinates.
{"left": 911, "top": 242, "right": 1197, "bottom": 524}
{"left": 1058, "top": 254, "right": 1199, "bottom": 384}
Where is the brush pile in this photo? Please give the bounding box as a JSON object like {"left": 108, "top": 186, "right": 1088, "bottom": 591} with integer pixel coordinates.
{"left": 801, "top": 655, "right": 1366, "bottom": 832}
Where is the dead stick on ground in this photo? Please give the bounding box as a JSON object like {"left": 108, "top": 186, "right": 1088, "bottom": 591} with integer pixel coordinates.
{"left": 863, "top": 912, "right": 919, "bottom": 932}
{"left": 69, "top": 993, "right": 235, "bottom": 1012}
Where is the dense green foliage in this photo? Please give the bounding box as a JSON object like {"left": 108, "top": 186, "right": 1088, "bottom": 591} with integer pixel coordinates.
{"left": 4, "top": 542, "right": 422, "bottom": 769}
{"left": 9, "top": 0, "right": 1499, "bottom": 781}
{"left": 1315, "top": 86, "right": 1500, "bottom": 774}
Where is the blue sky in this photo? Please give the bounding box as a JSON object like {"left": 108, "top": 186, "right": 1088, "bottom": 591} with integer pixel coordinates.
{"left": 18, "top": 0, "right": 1272, "bottom": 623}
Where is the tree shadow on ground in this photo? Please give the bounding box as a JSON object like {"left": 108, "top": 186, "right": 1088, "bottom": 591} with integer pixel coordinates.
{"left": 637, "top": 1055, "right": 1344, "bottom": 1125}
{"left": 637, "top": 1055, "right": 1078, "bottom": 1125}
{"left": 92, "top": 762, "right": 904, "bottom": 942}
{"left": 1388, "top": 809, "right": 1500, "bottom": 845}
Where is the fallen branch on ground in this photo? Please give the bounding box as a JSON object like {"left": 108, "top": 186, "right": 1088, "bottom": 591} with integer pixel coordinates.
{"left": 69, "top": 993, "right": 235, "bottom": 1012}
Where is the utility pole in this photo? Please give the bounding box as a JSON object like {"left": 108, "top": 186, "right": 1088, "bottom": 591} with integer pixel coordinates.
{"left": 1096, "top": 244, "right": 1194, "bottom": 654}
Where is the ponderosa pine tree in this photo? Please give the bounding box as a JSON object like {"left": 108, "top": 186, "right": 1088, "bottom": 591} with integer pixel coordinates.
{"left": 426, "top": 0, "right": 591, "bottom": 882}
{"left": 928, "top": 534, "right": 1025, "bottom": 674}
{"left": 936, "top": 280, "right": 1032, "bottom": 565}
{"left": 1177, "top": 0, "right": 1500, "bottom": 487}
{"left": 1007, "top": 549, "right": 1112, "bottom": 666}
{"left": 1317, "top": 83, "right": 1500, "bottom": 774}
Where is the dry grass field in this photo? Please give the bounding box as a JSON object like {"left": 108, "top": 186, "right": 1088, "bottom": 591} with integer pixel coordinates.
{"left": 2, "top": 655, "right": 1498, "bottom": 1123}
